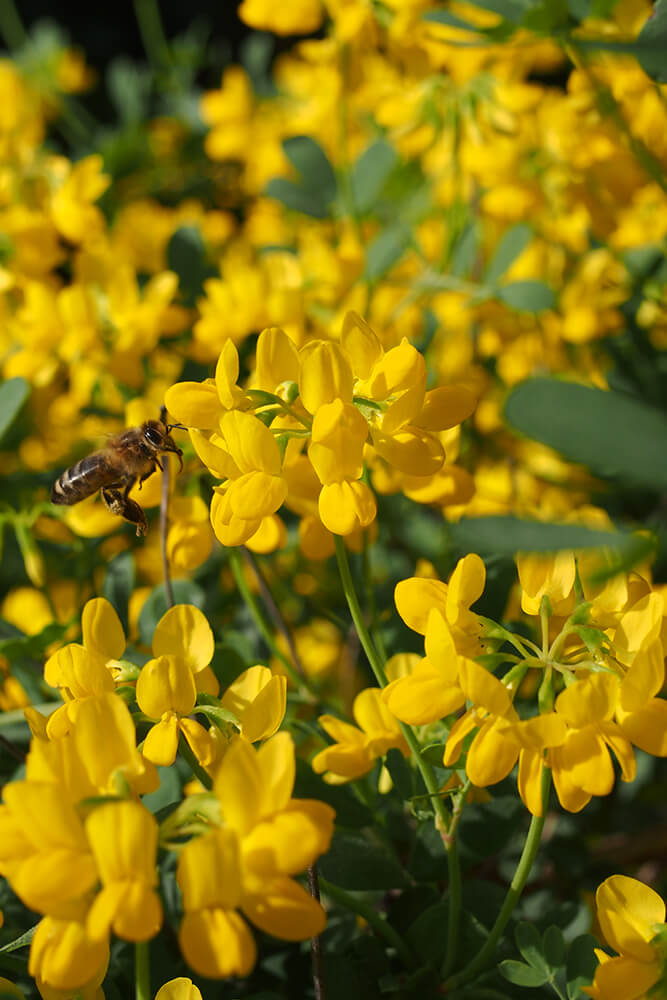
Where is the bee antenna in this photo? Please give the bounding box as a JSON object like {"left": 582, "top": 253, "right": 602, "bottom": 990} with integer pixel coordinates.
{"left": 167, "top": 422, "right": 187, "bottom": 432}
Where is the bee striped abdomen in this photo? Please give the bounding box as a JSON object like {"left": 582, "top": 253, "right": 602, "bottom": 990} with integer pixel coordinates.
{"left": 51, "top": 453, "right": 123, "bottom": 506}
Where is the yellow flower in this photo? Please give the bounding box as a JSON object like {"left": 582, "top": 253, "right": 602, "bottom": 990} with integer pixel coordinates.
{"left": 551, "top": 673, "right": 635, "bottom": 813}
{"left": 177, "top": 733, "right": 334, "bottom": 978}
{"left": 49, "top": 155, "right": 110, "bottom": 244}
{"left": 136, "top": 654, "right": 215, "bottom": 768}
{"left": 238, "top": 0, "right": 324, "bottom": 34}
{"left": 584, "top": 875, "right": 667, "bottom": 999}
{"left": 0, "top": 781, "right": 97, "bottom": 912}
{"left": 167, "top": 496, "right": 214, "bottom": 573}
{"left": 220, "top": 665, "right": 287, "bottom": 743}
{"left": 85, "top": 801, "right": 163, "bottom": 942}
{"left": 516, "top": 551, "right": 576, "bottom": 616}
{"left": 29, "top": 904, "right": 109, "bottom": 996}
{"left": 312, "top": 687, "right": 409, "bottom": 783}
{"left": 155, "top": 979, "right": 203, "bottom": 1000}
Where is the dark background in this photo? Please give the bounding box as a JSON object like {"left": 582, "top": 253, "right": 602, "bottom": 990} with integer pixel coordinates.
{"left": 17, "top": 1, "right": 250, "bottom": 71}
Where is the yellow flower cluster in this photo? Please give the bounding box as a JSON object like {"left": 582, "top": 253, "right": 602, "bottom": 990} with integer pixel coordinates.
{"left": 322, "top": 550, "right": 667, "bottom": 815}
{"left": 0, "top": 599, "right": 333, "bottom": 993}
{"left": 165, "top": 311, "right": 475, "bottom": 551}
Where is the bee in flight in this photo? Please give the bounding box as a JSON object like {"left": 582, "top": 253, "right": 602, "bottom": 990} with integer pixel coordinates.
{"left": 51, "top": 411, "right": 185, "bottom": 536}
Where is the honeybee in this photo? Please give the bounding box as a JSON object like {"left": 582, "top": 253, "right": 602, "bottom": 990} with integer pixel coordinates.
{"left": 51, "top": 412, "right": 185, "bottom": 536}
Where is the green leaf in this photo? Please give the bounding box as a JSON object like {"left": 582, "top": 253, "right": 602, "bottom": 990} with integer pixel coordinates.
{"left": 423, "top": 8, "right": 492, "bottom": 31}
{"left": 195, "top": 702, "right": 239, "bottom": 729}
{"left": 107, "top": 57, "right": 151, "bottom": 123}
{"left": 102, "top": 551, "right": 135, "bottom": 635}
{"left": 516, "top": 921, "right": 550, "bottom": 973}
{"left": 239, "top": 31, "right": 277, "bottom": 97}
{"left": 142, "top": 764, "right": 183, "bottom": 815}
{"left": 350, "top": 140, "right": 398, "bottom": 213}
{"left": 283, "top": 136, "right": 337, "bottom": 203}
{"left": 448, "top": 516, "right": 645, "bottom": 557}
{"left": 406, "top": 901, "right": 448, "bottom": 963}
{"left": 0, "top": 621, "right": 69, "bottom": 660}
{"left": 566, "top": 934, "right": 598, "bottom": 999}
{"left": 318, "top": 831, "right": 409, "bottom": 889}
{"left": 0, "top": 378, "right": 30, "bottom": 444}
{"left": 635, "top": 0, "right": 667, "bottom": 83}
{"left": 406, "top": 822, "right": 449, "bottom": 881}
{"left": 384, "top": 747, "right": 413, "bottom": 801}
{"left": 364, "top": 222, "right": 412, "bottom": 281}
{"left": 496, "top": 280, "right": 555, "bottom": 311}
{"left": 265, "top": 177, "right": 330, "bottom": 219}
{"left": 499, "top": 960, "right": 549, "bottom": 987}
{"left": 167, "top": 225, "right": 211, "bottom": 305}
{"left": 543, "top": 925, "right": 566, "bottom": 967}
{"left": 138, "top": 580, "right": 206, "bottom": 647}
{"left": 269, "top": 137, "right": 337, "bottom": 217}
{"left": 458, "top": 796, "right": 523, "bottom": 860}
{"left": 504, "top": 378, "right": 667, "bottom": 490}
{"left": 485, "top": 223, "right": 532, "bottom": 284}
{"left": 460, "top": 0, "right": 526, "bottom": 24}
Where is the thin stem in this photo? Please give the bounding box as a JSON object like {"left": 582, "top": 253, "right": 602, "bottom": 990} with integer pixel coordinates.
{"left": 0, "top": 0, "right": 26, "bottom": 49}
{"left": 0, "top": 733, "right": 25, "bottom": 763}
{"left": 443, "top": 765, "right": 552, "bottom": 988}
{"left": 135, "top": 941, "right": 150, "bottom": 1000}
{"left": 228, "top": 548, "right": 314, "bottom": 699}
{"left": 160, "top": 455, "right": 174, "bottom": 609}
{"left": 178, "top": 733, "right": 213, "bottom": 791}
{"left": 133, "top": 0, "right": 170, "bottom": 69}
{"left": 442, "top": 834, "right": 462, "bottom": 978}
{"left": 441, "top": 779, "right": 470, "bottom": 978}
{"left": 241, "top": 547, "right": 306, "bottom": 678}
{"left": 319, "top": 877, "right": 416, "bottom": 968}
{"left": 333, "top": 536, "right": 451, "bottom": 835}
{"left": 307, "top": 865, "right": 326, "bottom": 1000}
{"left": 540, "top": 599, "right": 550, "bottom": 658}
{"left": 361, "top": 531, "right": 387, "bottom": 662}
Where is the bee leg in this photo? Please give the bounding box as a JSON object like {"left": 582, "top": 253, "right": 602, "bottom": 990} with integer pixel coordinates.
{"left": 137, "top": 463, "right": 158, "bottom": 491}
{"left": 101, "top": 488, "right": 148, "bottom": 536}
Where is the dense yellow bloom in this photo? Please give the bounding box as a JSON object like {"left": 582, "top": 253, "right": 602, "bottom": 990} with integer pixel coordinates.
{"left": 166, "top": 313, "right": 475, "bottom": 544}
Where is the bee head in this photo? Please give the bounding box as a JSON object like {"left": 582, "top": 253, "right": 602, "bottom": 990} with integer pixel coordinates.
{"left": 144, "top": 419, "right": 184, "bottom": 472}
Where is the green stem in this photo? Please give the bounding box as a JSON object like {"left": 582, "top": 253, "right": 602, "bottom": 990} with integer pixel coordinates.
{"left": 442, "top": 833, "right": 462, "bottom": 978}
{"left": 178, "top": 733, "right": 213, "bottom": 791}
{"left": 228, "top": 548, "right": 314, "bottom": 698}
{"left": 442, "top": 765, "right": 552, "bottom": 988}
{"left": 135, "top": 941, "right": 150, "bottom": 1000}
{"left": 361, "top": 531, "right": 387, "bottom": 662}
{"left": 333, "top": 537, "right": 451, "bottom": 832}
{"left": 319, "top": 877, "right": 416, "bottom": 968}
{"left": 0, "top": 0, "right": 26, "bottom": 49}
{"left": 133, "top": 0, "right": 170, "bottom": 68}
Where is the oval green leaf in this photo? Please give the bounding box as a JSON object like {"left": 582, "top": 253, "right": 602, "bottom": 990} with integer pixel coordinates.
{"left": 497, "top": 280, "right": 555, "bottom": 311}
{"left": 504, "top": 377, "right": 667, "bottom": 490}
{"left": 0, "top": 377, "right": 30, "bottom": 443}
